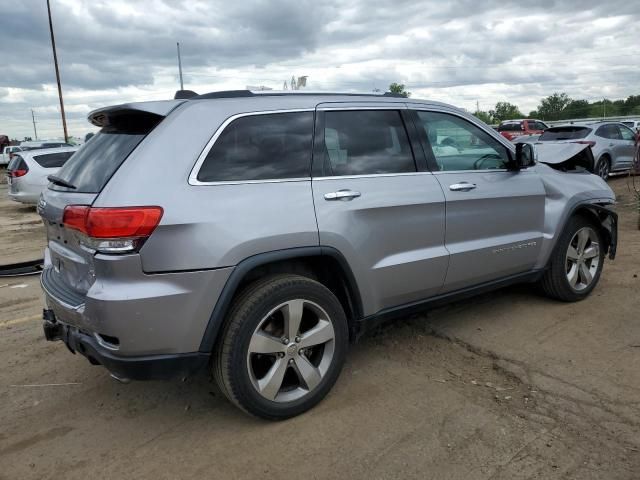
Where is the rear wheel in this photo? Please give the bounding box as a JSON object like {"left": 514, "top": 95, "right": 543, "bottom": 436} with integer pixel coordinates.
{"left": 540, "top": 215, "right": 604, "bottom": 302}
{"left": 214, "top": 274, "right": 348, "bottom": 419}
{"left": 596, "top": 156, "right": 610, "bottom": 180}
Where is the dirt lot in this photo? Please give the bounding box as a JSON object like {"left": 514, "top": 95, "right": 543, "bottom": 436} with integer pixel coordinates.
{"left": 0, "top": 174, "right": 638, "bottom": 480}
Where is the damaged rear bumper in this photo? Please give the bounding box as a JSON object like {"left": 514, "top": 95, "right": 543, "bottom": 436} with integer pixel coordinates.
{"left": 42, "top": 309, "right": 209, "bottom": 381}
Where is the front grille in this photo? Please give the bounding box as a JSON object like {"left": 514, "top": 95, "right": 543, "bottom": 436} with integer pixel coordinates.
{"left": 41, "top": 267, "right": 85, "bottom": 308}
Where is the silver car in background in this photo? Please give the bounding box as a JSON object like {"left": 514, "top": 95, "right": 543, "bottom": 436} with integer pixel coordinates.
{"left": 537, "top": 122, "right": 636, "bottom": 179}
{"left": 7, "top": 146, "right": 78, "bottom": 204}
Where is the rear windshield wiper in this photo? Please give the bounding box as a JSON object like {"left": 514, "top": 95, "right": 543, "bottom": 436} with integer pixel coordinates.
{"left": 47, "top": 175, "right": 77, "bottom": 190}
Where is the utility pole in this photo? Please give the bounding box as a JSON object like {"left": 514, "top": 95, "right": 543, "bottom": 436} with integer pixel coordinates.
{"left": 177, "top": 42, "right": 184, "bottom": 90}
{"left": 31, "top": 109, "right": 38, "bottom": 140}
{"left": 46, "top": 0, "right": 68, "bottom": 143}
{"left": 476, "top": 100, "right": 480, "bottom": 113}
{"left": 603, "top": 98, "right": 606, "bottom": 119}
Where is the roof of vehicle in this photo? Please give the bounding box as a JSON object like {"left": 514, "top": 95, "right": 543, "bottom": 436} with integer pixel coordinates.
{"left": 87, "top": 90, "right": 459, "bottom": 127}
{"left": 498, "top": 119, "right": 545, "bottom": 124}
{"left": 20, "top": 140, "right": 71, "bottom": 147}
{"left": 16, "top": 146, "right": 78, "bottom": 159}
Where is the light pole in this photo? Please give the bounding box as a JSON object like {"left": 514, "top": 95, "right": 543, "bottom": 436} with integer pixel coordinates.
{"left": 31, "top": 109, "right": 38, "bottom": 140}
{"left": 46, "top": 0, "right": 69, "bottom": 142}
{"left": 177, "top": 42, "right": 184, "bottom": 90}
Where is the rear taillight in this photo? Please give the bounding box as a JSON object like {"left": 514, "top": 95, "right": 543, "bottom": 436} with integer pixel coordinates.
{"left": 62, "top": 205, "right": 163, "bottom": 253}
{"left": 571, "top": 140, "right": 596, "bottom": 147}
{"left": 9, "top": 169, "right": 28, "bottom": 178}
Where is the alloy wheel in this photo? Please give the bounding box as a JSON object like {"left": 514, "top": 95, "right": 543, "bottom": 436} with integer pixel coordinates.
{"left": 246, "top": 299, "right": 335, "bottom": 402}
{"left": 565, "top": 227, "right": 600, "bottom": 291}
{"left": 597, "top": 159, "right": 610, "bottom": 180}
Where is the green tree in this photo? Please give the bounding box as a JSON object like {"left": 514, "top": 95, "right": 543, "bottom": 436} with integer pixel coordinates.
{"left": 388, "top": 82, "right": 410, "bottom": 98}
{"left": 536, "top": 92, "right": 572, "bottom": 120}
{"left": 562, "top": 99, "right": 590, "bottom": 119}
{"left": 473, "top": 110, "right": 493, "bottom": 125}
{"left": 489, "top": 101, "right": 522, "bottom": 122}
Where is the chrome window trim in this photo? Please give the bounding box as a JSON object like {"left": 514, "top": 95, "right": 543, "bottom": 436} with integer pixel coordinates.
{"left": 188, "top": 109, "right": 315, "bottom": 186}
{"left": 313, "top": 171, "right": 433, "bottom": 181}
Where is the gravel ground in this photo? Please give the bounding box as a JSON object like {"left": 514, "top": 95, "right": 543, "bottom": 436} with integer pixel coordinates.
{"left": 0, "top": 173, "right": 638, "bottom": 480}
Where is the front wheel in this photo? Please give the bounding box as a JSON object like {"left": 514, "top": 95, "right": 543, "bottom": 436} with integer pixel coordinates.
{"left": 214, "top": 274, "right": 348, "bottom": 419}
{"left": 540, "top": 215, "right": 604, "bottom": 302}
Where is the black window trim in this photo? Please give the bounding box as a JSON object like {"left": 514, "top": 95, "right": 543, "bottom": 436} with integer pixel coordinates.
{"left": 189, "top": 109, "right": 316, "bottom": 186}
{"left": 408, "top": 108, "right": 517, "bottom": 174}
{"left": 311, "top": 106, "right": 422, "bottom": 179}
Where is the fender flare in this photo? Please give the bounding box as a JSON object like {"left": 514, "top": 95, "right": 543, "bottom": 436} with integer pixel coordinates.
{"left": 198, "top": 246, "right": 363, "bottom": 353}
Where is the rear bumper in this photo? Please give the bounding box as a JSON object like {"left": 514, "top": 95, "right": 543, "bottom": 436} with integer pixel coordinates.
{"left": 43, "top": 309, "right": 209, "bottom": 380}
{"left": 8, "top": 190, "right": 39, "bottom": 205}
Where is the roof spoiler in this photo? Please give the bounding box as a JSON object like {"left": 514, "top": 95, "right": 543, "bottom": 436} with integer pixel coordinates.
{"left": 174, "top": 90, "right": 199, "bottom": 99}
{"left": 88, "top": 100, "right": 185, "bottom": 127}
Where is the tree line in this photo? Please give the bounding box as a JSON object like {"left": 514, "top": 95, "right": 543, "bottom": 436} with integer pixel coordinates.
{"left": 474, "top": 93, "right": 640, "bottom": 124}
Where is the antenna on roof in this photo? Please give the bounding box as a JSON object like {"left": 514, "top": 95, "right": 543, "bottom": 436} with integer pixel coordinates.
{"left": 175, "top": 90, "right": 198, "bottom": 99}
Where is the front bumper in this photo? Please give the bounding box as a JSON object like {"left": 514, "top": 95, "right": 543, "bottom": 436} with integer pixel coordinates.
{"left": 42, "top": 309, "right": 209, "bottom": 380}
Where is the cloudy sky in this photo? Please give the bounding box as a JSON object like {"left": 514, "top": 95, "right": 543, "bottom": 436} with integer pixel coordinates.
{"left": 1, "top": 0, "right": 638, "bottom": 140}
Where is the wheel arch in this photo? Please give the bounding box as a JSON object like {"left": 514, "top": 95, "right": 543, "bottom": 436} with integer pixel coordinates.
{"left": 198, "top": 246, "right": 363, "bottom": 352}
{"left": 554, "top": 202, "right": 618, "bottom": 263}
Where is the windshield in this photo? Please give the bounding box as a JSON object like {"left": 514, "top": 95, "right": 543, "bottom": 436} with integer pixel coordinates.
{"left": 539, "top": 127, "right": 591, "bottom": 141}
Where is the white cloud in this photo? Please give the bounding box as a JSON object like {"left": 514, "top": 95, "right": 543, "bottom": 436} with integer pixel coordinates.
{"left": 0, "top": 0, "right": 638, "bottom": 139}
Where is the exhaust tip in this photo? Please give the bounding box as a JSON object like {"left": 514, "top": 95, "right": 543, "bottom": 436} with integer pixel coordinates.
{"left": 110, "top": 373, "right": 131, "bottom": 384}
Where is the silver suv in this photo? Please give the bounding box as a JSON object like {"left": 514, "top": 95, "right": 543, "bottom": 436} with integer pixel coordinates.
{"left": 39, "top": 91, "right": 617, "bottom": 419}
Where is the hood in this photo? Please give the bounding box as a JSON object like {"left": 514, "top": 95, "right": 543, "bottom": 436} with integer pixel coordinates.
{"left": 533, "top": 142, "right": 594, "bottom": 173}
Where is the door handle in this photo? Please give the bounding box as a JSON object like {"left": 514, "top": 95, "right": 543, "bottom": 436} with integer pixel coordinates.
{"left": 324, "top": 190, "right": 361, "bottom": 201}
{"left": 449, "top": 182, "right": 477, "bottom": 192}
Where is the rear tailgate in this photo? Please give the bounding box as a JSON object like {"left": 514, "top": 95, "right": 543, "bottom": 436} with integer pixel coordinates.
{"left": 38, "top": 100, "right": 183, "bottom": 300}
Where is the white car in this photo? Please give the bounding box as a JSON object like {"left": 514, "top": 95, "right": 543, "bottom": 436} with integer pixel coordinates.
{"left": 7, "top": 147, "right": 78, "bottom": 205}
{"left": 1, "top": 145, "right": 23, "bottom": 166}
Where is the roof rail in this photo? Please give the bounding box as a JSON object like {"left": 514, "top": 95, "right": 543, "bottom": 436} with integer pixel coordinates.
{"left": 188, "top": 90, "right": 405, "bottom": 100}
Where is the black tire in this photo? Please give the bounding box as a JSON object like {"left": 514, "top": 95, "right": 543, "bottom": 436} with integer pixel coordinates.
{"left": 213, "top": 274, "right": 348, "bottom": 420}
{"left": 595, "top": 156, "right": 610, "bottom": 180}
{"left": 540, "top": 215, "right": 604, "bottom": 302}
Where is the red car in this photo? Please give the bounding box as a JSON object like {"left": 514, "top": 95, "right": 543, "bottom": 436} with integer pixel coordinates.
{"left": 497, "top": 119, "right": 548, "bottom": 141}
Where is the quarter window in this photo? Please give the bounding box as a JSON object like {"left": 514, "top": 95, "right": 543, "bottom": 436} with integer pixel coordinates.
{"left": 33, "top": 151, "right": 75, "bottom": 168}
{"left": 197, "top": 112, "right": 314, "bottom": 182}
{"left": 417, "top": 111, "right": 510, "bottom": 171}
{"left": 320, "top": 110, "right": 416, "bottom": 176}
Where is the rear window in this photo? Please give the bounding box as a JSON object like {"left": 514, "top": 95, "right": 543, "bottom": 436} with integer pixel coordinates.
{"left": 33, "top": 151, "right": 75, "bottom": 168}
{"left": 539, "top": 127, "right": 591, "bottom": 141}
{"left": 51, "top": 112, "right": 161, "bottom": 193}
{"left": 197, "top": 111, "right": 314, "bottom": 182}
{"left": 498, "top": 122, "right": 522, "bottom": 132}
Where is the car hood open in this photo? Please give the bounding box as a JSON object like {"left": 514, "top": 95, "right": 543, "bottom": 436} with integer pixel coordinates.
{"left": 534, "top": 142, "right": 594, "bottom": 172}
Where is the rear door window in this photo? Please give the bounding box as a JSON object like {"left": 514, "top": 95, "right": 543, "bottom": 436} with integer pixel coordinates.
{"left": 197, "top": 111, "right": 314, "bottom": 182}
{"left": 51, "top": 113, "right": 161, "bottom": 193}
{"left": 539, "top": 127, "right": 591, "bottom": 140}
{"left": 595, "top": 124, "right": 622, "bottom": 140}
{"left": 33, "top": 151, "right": 75, "bottom": 168}
{"left": 319, "top": 110, "right": 416, "bottom": 176}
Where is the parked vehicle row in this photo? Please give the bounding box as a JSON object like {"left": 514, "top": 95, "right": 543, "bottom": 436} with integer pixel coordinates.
{"left": 1, "top": 140, "right": 72, "bottom": 167}
{"left": 38, "top": 91, "right": 617, "bottom": 419}
{"left": 513, "top": 121, "right": 636, "bottom": 179}
{"left": 6, "top": 147, "right": 78, "bottom": 204}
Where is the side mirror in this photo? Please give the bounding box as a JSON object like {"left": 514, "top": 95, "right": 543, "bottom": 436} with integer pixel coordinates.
{"left": 514, "top": 143, "right": 535, "bottom": 169}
